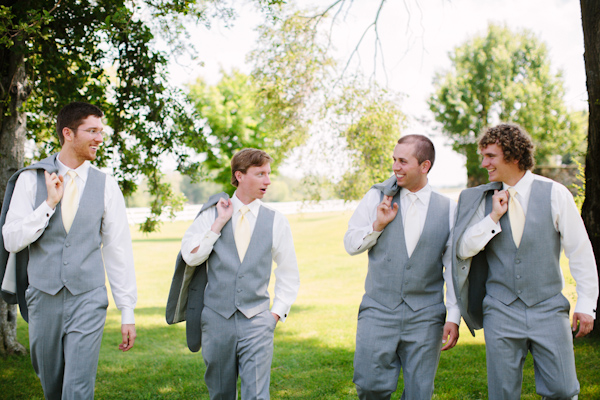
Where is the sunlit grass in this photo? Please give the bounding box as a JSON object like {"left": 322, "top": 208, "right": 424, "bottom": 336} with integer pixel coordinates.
{"left": 1, "top": 211, "right": 598, "bottom": 399}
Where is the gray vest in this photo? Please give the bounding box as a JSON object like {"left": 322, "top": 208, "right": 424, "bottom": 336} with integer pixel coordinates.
{"left": 204, "top": 205, "right": 275, "bottom": 319}
{"left": 28, "top": 167, "right": 106, "bottom": 296}
{"left": 366, "top": 189, "right": 451, "bottom": 310}
{"left": 484, "top": 179, "right": 562, "bottom": 306}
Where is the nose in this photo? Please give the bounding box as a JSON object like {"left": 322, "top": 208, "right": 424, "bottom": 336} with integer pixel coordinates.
{"left": 481, "top": 157, "right": 488, "bottom": 168}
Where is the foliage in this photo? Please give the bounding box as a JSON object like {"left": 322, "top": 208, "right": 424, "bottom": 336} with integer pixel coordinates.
{"left": 186, "top": 12, "right": 334, "bottom": 195}
{"left": 429, "top": 24, "right": 585, "bottom": 186}
{"left": 2, "top": 214, "right": 599, "bottom": 399}
{"left": 330, "top": 83, "right": 405, "bottom": 200}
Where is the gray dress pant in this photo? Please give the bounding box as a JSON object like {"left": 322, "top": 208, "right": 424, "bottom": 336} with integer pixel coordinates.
{"left": 353, "top": 295, "right": 446, "bottom": 400}
{"left": 201, "top": 307, "right": 277, "bottom": 400}
{"left": 483, "top": 293, "right": 579, "bottom": 400}
{"left": 26, "top": 285, "right": 108, "bottom": 400}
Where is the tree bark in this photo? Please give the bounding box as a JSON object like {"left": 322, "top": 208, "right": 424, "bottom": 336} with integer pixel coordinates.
{"left": 0, "top": 42, "right": 28, "bottom": 356}
{"left": 580, "top": 0, "right": 600, "bottom": 337}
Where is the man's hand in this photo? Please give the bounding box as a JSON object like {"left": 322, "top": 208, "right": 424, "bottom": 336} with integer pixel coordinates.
{"left": 489, "top": 189, "right": 509, "bottom": 223}
{"left": 44, "top": 171, "right": 64, "bottom": 209}
{"left": 119, "top": 324, "right": 136, "bottom": 352}
{"left": 373, "top": 195, "right": 398, "bottom": 232}
{"left": 211, "top": 198, "right": 234, "bottom": 234}
{"left": 572, "top": 312, "right": 594, "bottom": 338}
{"left": 441, "top": 322, "right": 459, "bottom": 351}
{"left": 271, "top": 312, "right": 280, "bottom": 323}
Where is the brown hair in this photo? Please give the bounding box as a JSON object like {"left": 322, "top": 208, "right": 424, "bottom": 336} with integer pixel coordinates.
{"left": 230, "top": 148, "right": 273, "bottom": 187}
{"left": 397, "top": 134, "right": 436, "bottom": 170}
{"left": 56, "top": 102, "right": 104, "bottom": 145}
{"left": 478, "top": 123, "right": 535, "bottom": 171}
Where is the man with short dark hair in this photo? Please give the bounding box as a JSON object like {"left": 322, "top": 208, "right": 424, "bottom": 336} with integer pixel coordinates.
{"left": 1, "top": 102, "right": 137, "bottom": 399}
{"left": 453, "top": 123, "right": 598, "bottom": 399}
{"left": 178, "top": 148, "right": 300, "bottom": 399}
{"left": 344, "top": 135, "right": 460, "bottom": 400}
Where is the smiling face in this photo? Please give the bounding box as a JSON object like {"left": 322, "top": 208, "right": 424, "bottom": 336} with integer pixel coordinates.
{"left": 235, "top": 162, "right": 272, "bottom": 204}
{"left": 392, "top": 142, "right": 430, "bottom": 193}
{"left": 61, "top": 115, "right": 104, "bottom": 168}
{"left": 480, "top": 143, "right": 523, "bottom": 186}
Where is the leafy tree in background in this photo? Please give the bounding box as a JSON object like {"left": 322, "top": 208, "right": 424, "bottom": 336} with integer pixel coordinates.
{"left": 331, "top": 83, "right": 405, "bottom": 200}
{"left": 429, "top": 24, "right": 585, "bottom": 187}
{"left": 186, "top": 13, "right": 333, "bottom": 195}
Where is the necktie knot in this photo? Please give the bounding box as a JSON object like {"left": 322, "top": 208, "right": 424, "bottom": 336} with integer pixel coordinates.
{"left": 67, "top": 170, "right": 77, "bottom": 180}
{"left": 508, "top": 187, "right": 517, "bottom": 197}
{"left": 240, "top": 205, "right": 250, "bottom": 216}
{"left": 407, "top": 192, "right": 418, "bottom": 204}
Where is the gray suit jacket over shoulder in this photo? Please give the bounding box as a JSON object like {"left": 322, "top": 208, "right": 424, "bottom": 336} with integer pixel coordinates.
{"left": 0, "top": 154, "right": 59, "bottom": 322}
{"left": 165, "top": 192, "right": 229, "bottom": 353}
{"left": 451, "top": 182, "right": 502, "bottom": 335}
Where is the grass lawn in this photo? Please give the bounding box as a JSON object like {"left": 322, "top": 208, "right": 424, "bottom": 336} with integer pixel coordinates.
{"left": 1, "top": 211, "right": 599, "bottom": 399}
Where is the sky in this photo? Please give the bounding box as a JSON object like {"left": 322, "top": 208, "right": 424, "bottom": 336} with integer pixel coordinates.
{"left": 168, "top": 0, "right": 587, "bottom": 188}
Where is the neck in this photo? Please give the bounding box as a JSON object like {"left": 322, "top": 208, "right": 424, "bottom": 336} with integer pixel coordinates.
{"left": 58, "top": 151, "right": 85, "bottom": 170}
{"left": 504, "top": 170, "right": 526, "bottom": 187}
{"left": 236, "top": 191, "right": 256, "bottom": 205}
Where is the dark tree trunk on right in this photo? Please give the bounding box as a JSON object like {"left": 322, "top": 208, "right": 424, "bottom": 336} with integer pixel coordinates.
{"left": 580, "top": 0, "right": 600, "bottom": 338}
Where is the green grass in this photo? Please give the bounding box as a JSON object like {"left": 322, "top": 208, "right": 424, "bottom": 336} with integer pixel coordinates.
{"left": 1, "top": 211, "right": 599, "bottom": 399}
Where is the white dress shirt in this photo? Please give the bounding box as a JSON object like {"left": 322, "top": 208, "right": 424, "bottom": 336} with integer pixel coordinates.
{"left": 343, "top": 183, "right": 461, "bottom": 325}
{"left": 457, "top": 170, "right": 599, "bottom": 318}
{"left": 180, "top": 193, "right": 300, "bottom": 322}
{"left": 2, "top": 154, "right": 137, "bottom": 324}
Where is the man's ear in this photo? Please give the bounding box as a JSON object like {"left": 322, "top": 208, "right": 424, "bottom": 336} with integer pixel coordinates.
{"left": 62, "top": 127, "right": 74, "bottom": 143}
{"left": 234, "top": 170, "right": 243, "bottom": 183}
{"left": 421, "top": 160, "right": 432, "bottom": 174}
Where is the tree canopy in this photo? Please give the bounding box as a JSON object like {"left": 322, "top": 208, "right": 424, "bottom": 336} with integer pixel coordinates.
{"left": 429, "top": 23, "right": 585, "bottom": 186}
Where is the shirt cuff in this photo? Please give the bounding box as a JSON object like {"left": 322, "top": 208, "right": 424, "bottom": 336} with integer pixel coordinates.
{"left": 38, "top": 200, "right": 56, "bottom": 219}
{"left": 120, "top": 307, "right": 135, "bottom": 325}
{"left": 270, "top": 302, "right": 291, "bottom": 323}
{"left": 484, "top": 214, "right": 502, "bottom": 236}
{"left": 575, "top": 298, "right": 597, "bottom": 319}
{"left": 446, "top": 308, "right": 461, "bottom": 326}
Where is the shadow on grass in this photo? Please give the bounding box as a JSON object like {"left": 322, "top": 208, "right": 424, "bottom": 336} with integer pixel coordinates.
{"left": 3, "top": 307, "right": 600, "bottom": 400}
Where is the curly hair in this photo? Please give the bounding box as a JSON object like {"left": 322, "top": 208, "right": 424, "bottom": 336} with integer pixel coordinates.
{"left": 478, "top": 123, "right": 535, "bottom": 171}
{"left": 57, "top": 102, "right": 104, "bottom": 146}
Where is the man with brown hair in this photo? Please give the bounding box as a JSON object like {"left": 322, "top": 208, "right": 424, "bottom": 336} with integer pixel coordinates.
{"left": 177, "top": 148, "right": 300, "bottom": 400}
{"left": 1, "top": 102, "right": 137, "bottom": 399}
{"left": 453, "top": 123, "right": 598, "bottom": 399}
{"left": 345, "top": 135, "right": 459, "bottom": 400}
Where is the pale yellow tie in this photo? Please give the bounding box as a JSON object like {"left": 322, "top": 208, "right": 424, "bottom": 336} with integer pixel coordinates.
{"left": 507, "top": 187, "right": 525, "bottom": 247}
{"left": 404, "top": 193, "right": 420, "bottom": 257}
{"left": 235, "top": 205, "right": 251, "bottom": 262}
{"left": 62, "top": 171, "right": 79, "bottom": 233}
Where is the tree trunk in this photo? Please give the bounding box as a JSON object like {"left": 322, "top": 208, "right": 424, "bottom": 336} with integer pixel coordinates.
{"left": 580, "top": 0, "right": 600, "bottom": 338}
{"left": 0, "top": 42, "right": 29, "bottom": 356}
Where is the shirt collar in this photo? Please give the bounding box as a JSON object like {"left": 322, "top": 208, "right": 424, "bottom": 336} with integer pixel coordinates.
{"left": 502, "top": 170, "right": 533, "bottom": 199}
{"left": 232, "top": 192, "right": 262, "bottom": 216}
{"left": 400, "top": 183, "right": 431, "bottom": 205}
{"left": 56, "top": 154, "right": 90, "bottom": 183}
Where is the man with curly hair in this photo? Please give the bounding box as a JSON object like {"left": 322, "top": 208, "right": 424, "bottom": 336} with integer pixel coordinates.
{"left": 452, "top": 123, "right": 598, "bottom": 399}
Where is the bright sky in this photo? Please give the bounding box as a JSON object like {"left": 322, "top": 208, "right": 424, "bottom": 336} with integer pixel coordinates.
{"left": 169, "top": 0, "right": 586, "bottom": 188}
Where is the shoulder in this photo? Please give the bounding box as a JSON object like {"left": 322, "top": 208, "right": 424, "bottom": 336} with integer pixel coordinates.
{"left": 532, "top": 174, "right": 574, "bottom": 201}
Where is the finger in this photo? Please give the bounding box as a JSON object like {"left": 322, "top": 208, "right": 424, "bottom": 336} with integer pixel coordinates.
{"left": 571, "top": 315, "right": 578, "bottom": 332}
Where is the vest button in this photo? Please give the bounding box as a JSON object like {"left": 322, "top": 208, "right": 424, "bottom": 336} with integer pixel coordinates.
{"left": 515, "top": 259, "right": 521, "bottom": 264}
{"left": 238, "top": 275, "right": 244, "bottom": 279}
{"left": 237, "top": 289, "right": 242, "bottom": 293}
{"left": 516, "top": 275, "right": 521, "bottom": 279}
{"left": 65, "top": 243, "right": 70, "bottom": 247}
{"left": 406, "top": 265, "right": 411, "bottom": 270}
{"left": 236, "top": 302, "right": 240, "bottom": 306}
{"left": 63, "top": 261, "right": 68, "bottom": 265}
{"left": 517, "top": 290, "right": 522, "bottom": 294}
{"left": 404, "top": 281, "right": 408, "bottom": 285}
